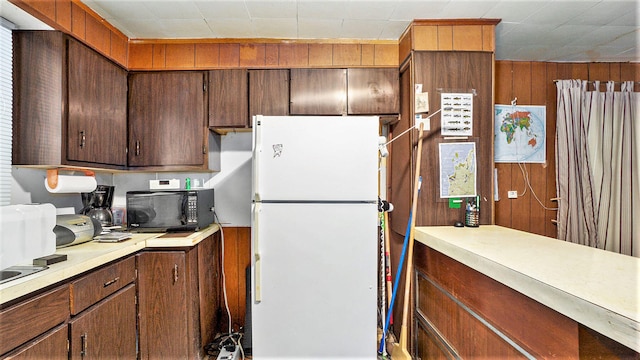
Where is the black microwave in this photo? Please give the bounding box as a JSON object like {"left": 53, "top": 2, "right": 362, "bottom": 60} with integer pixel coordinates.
{"left": 126, "top": 189, "right": 214, "bottom": 232}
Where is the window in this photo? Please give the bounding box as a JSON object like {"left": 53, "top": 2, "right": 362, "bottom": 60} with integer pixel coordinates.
{"left": 0, "top": 18, "right": 14, "bottom": 206}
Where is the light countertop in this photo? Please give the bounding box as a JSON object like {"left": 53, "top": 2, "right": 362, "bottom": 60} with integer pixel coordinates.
{"left": 0, "top": 224, "right": 219, "bottom": 306}
{"left": 414, "top": 225, "right": 640, "bottom": 352}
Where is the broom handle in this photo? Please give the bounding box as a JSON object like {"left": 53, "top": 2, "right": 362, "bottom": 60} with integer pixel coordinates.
{"left": 399, "top": 121, "right": 425, "bottom": 342}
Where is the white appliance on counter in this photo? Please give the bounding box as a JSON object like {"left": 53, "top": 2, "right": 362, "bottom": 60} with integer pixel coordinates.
{"left": 251, "top": 115, "right": 379, "bottom": 359}
{"left": 0, "top": 203, "right": 56, "bottom": 270}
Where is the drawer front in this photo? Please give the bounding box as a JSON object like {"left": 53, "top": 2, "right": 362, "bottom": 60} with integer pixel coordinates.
{"left": 70, "top": 256, "right": 135, "bottom": 315}
{"left": 0, "top": 285, "right": 70, "bottom": 356}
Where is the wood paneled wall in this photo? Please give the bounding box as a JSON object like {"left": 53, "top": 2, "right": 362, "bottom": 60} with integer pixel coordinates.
{"left": 398, "top": 19, "right": 499, "bottom": 64}
{"left": 128, "top": 41, "right": 399, "bottom": 70}
{"left": 9, "top": 0, "right": 129, "bottom": 66}
{"left": 494, "top": 61, "right": 639, "bottom": 238}
{"left": 218, "top": 227, "right": 251, "bottom": 332}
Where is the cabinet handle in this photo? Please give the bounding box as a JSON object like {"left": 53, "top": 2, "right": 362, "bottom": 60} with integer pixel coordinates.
{"left": 135, "top": 140, "right": 140, "bottom": 156}
{"left": 80, "top": 333, "right": 88, "bottom": 357}
{"left": 173, "top": 264, "right": 178, "bottom": 284}
{"left": 103, "top": 276, "right": 119, "bottom": 287}
{"left": 79, "top": 131, "right": 86, "bottom": 148}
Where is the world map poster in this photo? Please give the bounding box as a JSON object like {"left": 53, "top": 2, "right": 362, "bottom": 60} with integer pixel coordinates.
{"left": 494, "top": 105, "right": 546, "bottom": 163}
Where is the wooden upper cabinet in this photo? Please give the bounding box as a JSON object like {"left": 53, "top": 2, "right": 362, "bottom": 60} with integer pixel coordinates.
{"left": 249, "top": 69, "right": 290, "bottom": 121}
{"left": 67, "top": 39, "right": 128, "bottom": 166}
{"left": 290, "top": 68, "right": 347, "bottom": 115}
{"left": 12, "top": 31, "right": 65, "bottom": 166}
{"left": 209, "top": 69, "right": 249, "bottom": 128}
{"left": 347, "top": 68, "right": 399, "bottom": 114}
{"left": 128, "top": 71, "right": 207, "bottom": 168}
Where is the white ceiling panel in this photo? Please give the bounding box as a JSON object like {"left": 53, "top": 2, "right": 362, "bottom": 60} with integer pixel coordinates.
{"left": 0, "top": 0, "right": 637, "bottom": 62}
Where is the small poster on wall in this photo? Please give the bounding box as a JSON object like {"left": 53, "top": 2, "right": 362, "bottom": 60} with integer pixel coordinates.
{"left": 441, "top": 92, "right": 473, "bottom": 136}
{"left": 439, "top": 142, "right": 477, "bottom": 198}
{"left": 494, "top": 104, "right": 546, "bottom": 163}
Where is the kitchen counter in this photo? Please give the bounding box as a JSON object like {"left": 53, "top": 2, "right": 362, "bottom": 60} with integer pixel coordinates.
{"left": 414, "top": 225, "right": 640, "bottom": 352}
{"left": 0, "top": 224, "right": 219, "bottom": 306}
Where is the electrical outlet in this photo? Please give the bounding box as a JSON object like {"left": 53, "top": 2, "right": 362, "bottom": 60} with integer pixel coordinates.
{"left": 507, "top": 190, "right": 518, "bottom": 199}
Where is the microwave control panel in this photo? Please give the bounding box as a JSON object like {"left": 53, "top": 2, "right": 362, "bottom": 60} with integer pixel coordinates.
{"left": 187, "top": 195, "right": 198, "bottom": 223}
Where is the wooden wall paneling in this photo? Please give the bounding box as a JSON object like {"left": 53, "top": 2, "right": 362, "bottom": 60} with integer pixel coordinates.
{"left": 195, "top": 43, "right": 220, "bottom": 68}
{"left": 219, "top": 44, "right": 240, "bottom": 68}
{"left": 152, "top": 44, "right": 166, "bottom": 69}
{"left": 70, "top": 1, "right": 85, "bottom": 40}
{"left": 85, "top": 15, "right": 110, "bottom": 56}
{"left": 308, "top": 44, "right": 333, "bottom": 67}
{"left": 128, "top": 43, "right": 153, "bottom": 69}
{"left": 452, "top": 25, "right": 483, "bottom": 51}
{"left": 417, "top": 52, "right": 493, "bottom": 226}
{"left": 510, "top": 61, "right": 533, "bottom": 233}
{"left": 494, "top": 61, "right": 514, "bottom": 228}
{"left": 56, "top": 0, "right": 72, "bottom": 31}
{"left": 375, "top": 44, "right": 399, "bottom": 66}
{"left": 609, "top": 63, "right": 622, "bottom": 82}
{"left": 239, "top": 44, "right": 266, "bottom": 67}
{"left": 588, "top": 62, "right": 611, "bottom": 83}
{"left": 437, "top": 26, "right": 453, "bottom": 50}
{"left": 361, "top": 44, "right": 375, "bottom": 66}
{"left": 21, "top": 0, "right": 56, "bottom": 23}
{"left": 110, "top": 33, "right": 128, "bottom": 66}
{"left": 278, "top": 43, "right": 309, "bottom": 67}
{"left": 621, "top": 62, "right": 640, "bottom": 83}
{"left": 398, "top": 28, "right": 413, "bottom": 64}
{"left": 388, "top": 65, "right": 413, "bottom": 235}
{"left": 332, "top": 44, "right": 361, "bottom": 66}
{"left": 220, "top": 227, "right": 251, "bottom": 331}
{"left": 545, "top": 62, "right": 559, "bottom": 238}
{"left": 413, "top": 26, "right": 438, "bottom": 51}
{"left": 264, "top": 44, "right": 279, "bottom": 67}
{"left": 482, "top": 25, "right": 495, "bottom": 51}
{"left": 529, "top": 62, "right": 549, "bottom": 236}
{"left": 165, "top": 44, "right": 195, "bottom": 69}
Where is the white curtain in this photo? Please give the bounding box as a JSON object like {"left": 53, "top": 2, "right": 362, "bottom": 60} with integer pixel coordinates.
{"left": 556, "top": 80, "right": 639, "bottom": 257}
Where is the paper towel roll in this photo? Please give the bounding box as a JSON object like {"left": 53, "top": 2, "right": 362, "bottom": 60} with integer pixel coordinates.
{"left": 45, "top": 175, "right": 97, "bottom": 193}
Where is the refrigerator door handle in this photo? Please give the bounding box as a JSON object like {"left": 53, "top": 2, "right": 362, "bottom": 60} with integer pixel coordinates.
{"left": 253, "top": 202, "right": 262, "bottom": 303}
{"left": 252, "top": 115, "right": 262, "bottom": 202}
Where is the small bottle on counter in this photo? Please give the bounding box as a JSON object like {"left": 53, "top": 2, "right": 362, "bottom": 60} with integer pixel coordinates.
{"left": 185, "top": 177, "right": 191, "bottom": 190}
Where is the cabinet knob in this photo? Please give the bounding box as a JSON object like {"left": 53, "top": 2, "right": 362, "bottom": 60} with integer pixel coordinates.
{"left": 79, "top": 131, "right": 86, "bottom": 149}
{"left": 135, "top": 140, "right": 140, "bottom": 156}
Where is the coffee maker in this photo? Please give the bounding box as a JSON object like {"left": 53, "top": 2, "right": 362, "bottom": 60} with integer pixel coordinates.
{"left": 81, "top": 185, "right": 115, "bottom": 226}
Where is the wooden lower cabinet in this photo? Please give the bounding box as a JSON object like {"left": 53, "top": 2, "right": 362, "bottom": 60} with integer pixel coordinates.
{"left": 3, "top": 324, "right": 68, "bottom": 360}
{"left": 413, "top": 243, "right": 640, "bottom": 359}
{"left": 69, "top": 285, "right": 137, "bottom": 359}
{"left": 0, "top": 285, "right": 70, "bottom": 358}
{"left": 137, "top": 234, "right": 221, "bottom": 359}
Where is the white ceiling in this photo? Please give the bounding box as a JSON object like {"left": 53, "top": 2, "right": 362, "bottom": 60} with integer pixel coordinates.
{"left": 2, "top": 0, "right": 639, "bottom": 62}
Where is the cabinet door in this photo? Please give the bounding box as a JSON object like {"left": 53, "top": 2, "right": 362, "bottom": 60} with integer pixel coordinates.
{"left": 290, "top": 68, "right": 347, "bottom": 115}
{"left": 12, "top": 31, "right": 65, "bottom": 165}
{"left": 137, "top": 251, "right": 189, "bottom": 359}
{"left": 67, "top": 39, "right": 128, "bottom": 166}
{"left": 209, "top": 69, "right": 249, "bottom": 128}
{"left": 128, "top": 72, "right": 206, "bottom": 167}
{"left": 347, "top": 68, "right": 399, "bottom": 114}
{"left": 69, "top": 285, "right": 137, "bottom": 360}
{"left": 4, "top": 324, "right": 68, "bottom": 360}
{"left": 249, "top": 69, "right": 289, "bottom": 121}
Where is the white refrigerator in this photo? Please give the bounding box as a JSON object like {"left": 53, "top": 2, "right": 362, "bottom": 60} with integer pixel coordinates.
{"left": 251, "top": 115, "right": 379, "bottom": 359}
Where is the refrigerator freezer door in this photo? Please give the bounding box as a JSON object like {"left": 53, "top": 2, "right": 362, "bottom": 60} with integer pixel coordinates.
{"left": 253, "top": 115, "right": 379, "bottom": 202}
{"left": 251, "top": 202, "right": 378, "bottom": 359}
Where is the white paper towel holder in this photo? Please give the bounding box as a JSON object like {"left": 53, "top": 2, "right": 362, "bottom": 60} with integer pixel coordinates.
{"left": 46, "top": 168, "right": 97, "bottom": 193}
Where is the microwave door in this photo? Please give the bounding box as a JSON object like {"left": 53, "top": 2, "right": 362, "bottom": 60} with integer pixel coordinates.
{"left": 127, "top": 192, "right": 188, "bottom": 231}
